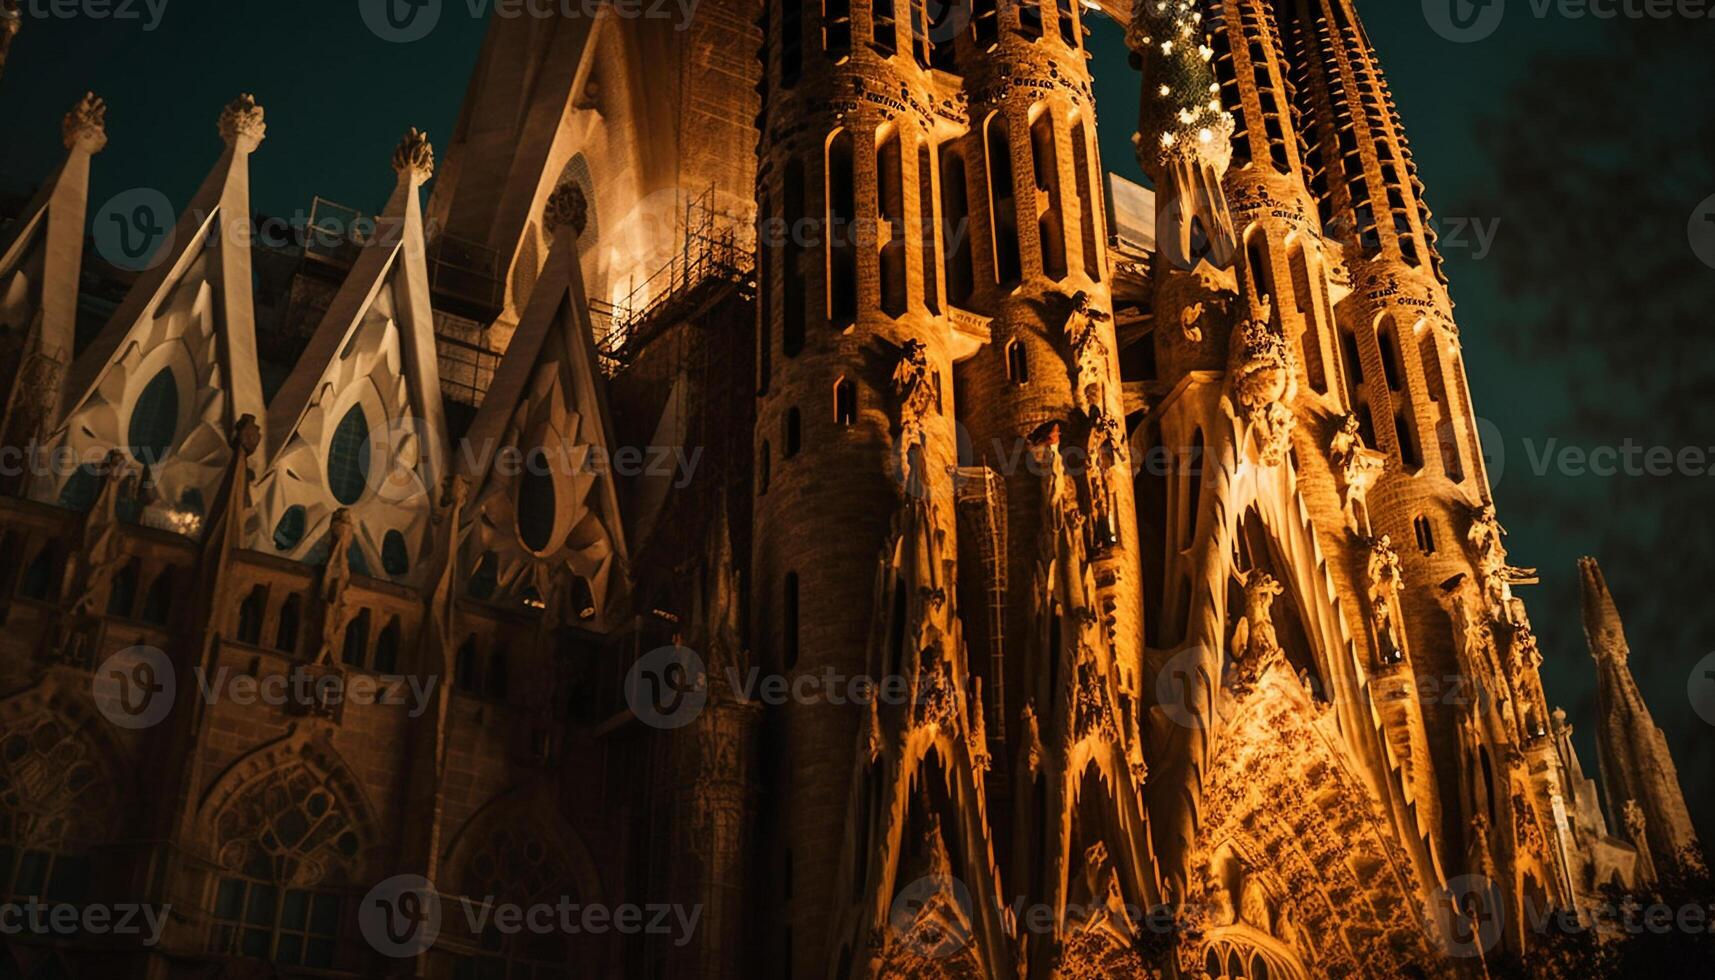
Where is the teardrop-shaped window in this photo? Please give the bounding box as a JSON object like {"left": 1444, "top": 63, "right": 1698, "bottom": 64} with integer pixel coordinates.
{"left": 381, "top": 529, "right": 410, "bottom": 577}
{"left": 516, "top": 462, "right": 558, "bottom": 554}
{"left": 127, "top": 368, "right": 179, "bottom": 464}
{"left": 273, "top": 506, "right": 307, "bottom": 551}
{"left": 327, "top": 406, "right": 370, "bottom": 505}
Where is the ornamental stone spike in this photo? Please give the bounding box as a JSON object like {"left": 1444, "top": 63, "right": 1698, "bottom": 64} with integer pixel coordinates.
{"left": 61, "top": 92, "right": 108, "bottom": 154}
{"left": 543, "top": 181, "right": 588, "bottom": 238}
{"left": 392, "top": 127, "right": 435, "bottom": 184}
{"left": 218, "top": 93, "right": 266, "bottom": 153}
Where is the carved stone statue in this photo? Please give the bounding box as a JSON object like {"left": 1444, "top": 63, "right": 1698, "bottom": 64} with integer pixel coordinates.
{"left": 1082, "top": 395, "right": 1125, "bottom": 552}
{"left": 391, "top": 127, "right": 435, "bottom": 183}
{"left": 1062, "top": 291, "right": 1114, "bottom": 417}
{"left": 1330, "top": 413, "right": 1385, "bottom": 535}
{"left": 312, "top": 509, "right": 356, "bottom": 664}
{"left": 218, "top": 93, "right": 267, "bottom": 153}
{"left": 891, "top": 339, "right": 937, "bottom": 494}
{"left": 1228, "top": 569, "right": 1285, "bottom": 693}
{"left": 1366, "top": 535, "right": 1406, "bottom": 664}
{"left": 1229, "top": 300, "right": 1297, "bottom": 466}
{"left": 1467, "top": 504, "right": 1536, "bottom": 623}
{"left": 62, "top": 91, "right": 108, "bottom": 154}
{"left": 53, "top": 451, "right": 134, "bottom": 667}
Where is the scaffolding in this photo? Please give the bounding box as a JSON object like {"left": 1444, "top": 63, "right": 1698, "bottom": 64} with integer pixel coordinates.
{"left": 589, "top": 185, "right": 755, "bottom": 375}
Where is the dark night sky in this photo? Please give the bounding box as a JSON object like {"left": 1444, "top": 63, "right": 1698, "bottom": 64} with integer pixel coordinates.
{"left": 2, "top": 1, "right": 1710, "bottom": 841}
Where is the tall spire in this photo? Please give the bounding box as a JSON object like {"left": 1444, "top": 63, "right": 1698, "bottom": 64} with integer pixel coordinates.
{"left": 1580, "top": 556, "right": 1704, "bottom": 879}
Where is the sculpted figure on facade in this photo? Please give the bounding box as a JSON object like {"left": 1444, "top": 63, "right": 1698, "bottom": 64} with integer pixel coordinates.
{"left": 1367, "top": 535, "right": 1406, "bottom": 665}
{"left": 1062, "top": 291, "right": 1113, "bottom": 413}
{"left": 1468, "top": 504, "right": 1535, "bottom": 624}
{"left": 1082, "top": 389, "right": 1125, "bottom": 553}
{"left": 891, "top": 338, "right": 936, "bottom": 495}
{"left": 1228, "top": 569, "right": 1286, "bottom": 694}
{"left": 1229, "top": 297, "right": 1297, "bottom": 466}
{"left": 311, "top": 509, "right": 356, "bottom": 664}
{"left": 1330, "top": 413, "right": 1385, "bottom": 535}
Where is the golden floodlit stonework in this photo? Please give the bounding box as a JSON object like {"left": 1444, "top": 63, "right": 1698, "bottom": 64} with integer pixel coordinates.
{"left": 0, "top": 1, "right": 1701, "bottom": 977}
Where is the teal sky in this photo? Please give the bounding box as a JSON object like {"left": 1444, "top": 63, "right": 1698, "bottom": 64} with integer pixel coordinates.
{"left": 2, "top": 1, "right": 1708, "bottom": 838}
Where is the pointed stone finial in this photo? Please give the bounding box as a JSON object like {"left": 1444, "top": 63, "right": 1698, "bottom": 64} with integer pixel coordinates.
{"left": 392, "top": 127, "right": 435, "bottom": 183}
{"left": 218, "top": 94, "right": 266, "bottom": 152}
{"left": 61, "top": 92, "right": 108, "bottom": 154}
{"left": 544, "top": 182, "right": 588, "bottom": 237}
{"left": 1577, "top": 556, "right": 1628, "bottom": 663}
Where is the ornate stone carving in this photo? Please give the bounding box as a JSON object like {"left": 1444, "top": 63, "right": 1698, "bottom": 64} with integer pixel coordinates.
{"left": 1179, "top": 301, "right": 1207, "bottom": 343}
{"left": 1227, "top": 569, "right": 1285, "bottom": 694}
{"left": 311, "top": 509, "right": 355, "bottom": 664}
{"left": 61, "top": 92, "right": 108, "bottom": 154}
{"left": 217, "top": 93, "right": 266, "bottom": 152}
{"left": 545, "top": 181, "right": 588, "bottom": 237}
{"left": 1229, "top": 298, "right": 1297, "bottom": 466}
{"left": 1467, "top": 504, "right": 1535, "bottom": 624}
{"left": 1329, "top": 413, "right": 1385, "bottom": 535}
{"left": 391, "top": 127, "right": 434, "bottom": 182}
{"left": 52, "top": 451, "right": 136, "bottom": 668}
{"left": 1366, "top": 535, "right": 1405, "bottom": 665}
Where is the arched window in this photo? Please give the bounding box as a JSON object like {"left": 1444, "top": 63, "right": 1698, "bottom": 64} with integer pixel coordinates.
{"left": 1288, "top": 242, "right": 1328, "bottom": 394}
{"left": 758, "top": 189, "right": 774, "bottom": 395}
{"left": 940, "top": 147, "right": 974, "bottom": 306}
{"left": 823, "top": 0, "right": 851, "bottom": 57}
{"left": 237, "top": 585, "right": 267, "bottom": 646}
{"left": 834, "top": 378, "right": 857, "bottom": 426}
{"left": 1018, "top": 0, "right": 1043, "bottom": 39}
{"left": 1244, "top": 228, "right": 1271, "bottom": 308}
{"left": 374, "top": 617, "right": 401, "bottom": 673}
{"left": 127, "top": 368, "right": 179, "bottom": 465}
{"left": 327, "top": 405, "right": 370, "bottom": 506}
{"left": 827, "top": 130, "right": 858, "bottom": 326}
{"left": 1053, "top": 0, "right": 1076, "bottom": 45}
{"left": 783, "top": 160, "right": 807, "bottom": 357}
{"left": 273, "top": 506, "right": 307, "bottom": 551}
{"left": 877, "top": 128, "right": 907, "bottom": 317}
{"left": 105, "top": 559, "right": 140, "bottom": 618}
{"left": 908, "top": 0, "right": 930, "bottom": 68}
{"left": 517, "top": 463, "right": 557, "bottom": 555}
{"left": 985, "top": 113, "right": 1021, "bottom": 285}
{"left": 142, "top": 569, "right": 174, "bottom": 625}
{"left": 872, "top": 0, "right": 897, "bottom": 55}
{"left": 971, "top": 0, "right": 998, "bottom": 48}
{"left": 1005, "top": 338, "right": 1029, "bottom": 384}
{"left": 381, "top": 530, "right": 411, "bottom": 577}
{"left": 18, "top": 545, "right": 58, "bottom": 600}
{"left": 1029, "top": 107, "right": 1066, "bottom": 281}
{"left": 57, "top": 464, "right": 102, "bottom": 513}
{"left": 783, "top": 572, "right": 800, "bottom": 670}
{"left": 276, "top": 594, "right": 302, "bottom": 654}
{"left": 781, "top": 0, "right": 802, "bottom": 86}
{"left": 342, "top": 608, "right": 371, "bottom": 668}
{"left": 456, "top": 636, "right": 482, "bottom": 692}
{"left": 1413, "top": 515, "right": 1436, "bottom": 555}
{"left": 784, "top": 407, "right": 802, "bottom": 458}
{"left": 486, "top": 645, "right": 509, "bottom": 701}
{"left": 1377, "top": 315, "right": 1405, "bottom": 392}
{"left": 926, "top": 0, "right": 957, "bottom": 69}
{"left": 1070, "top": 116, "right": 1101, "bottom": 283}
{"left": 917, "top": 141, "right": 941, "bottom": 314}
{"left": 1396, "top": 408, "right": 1423, "bottom": 472}
{"left": 469, "top": 551, "right": 499, "bottom": 599}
